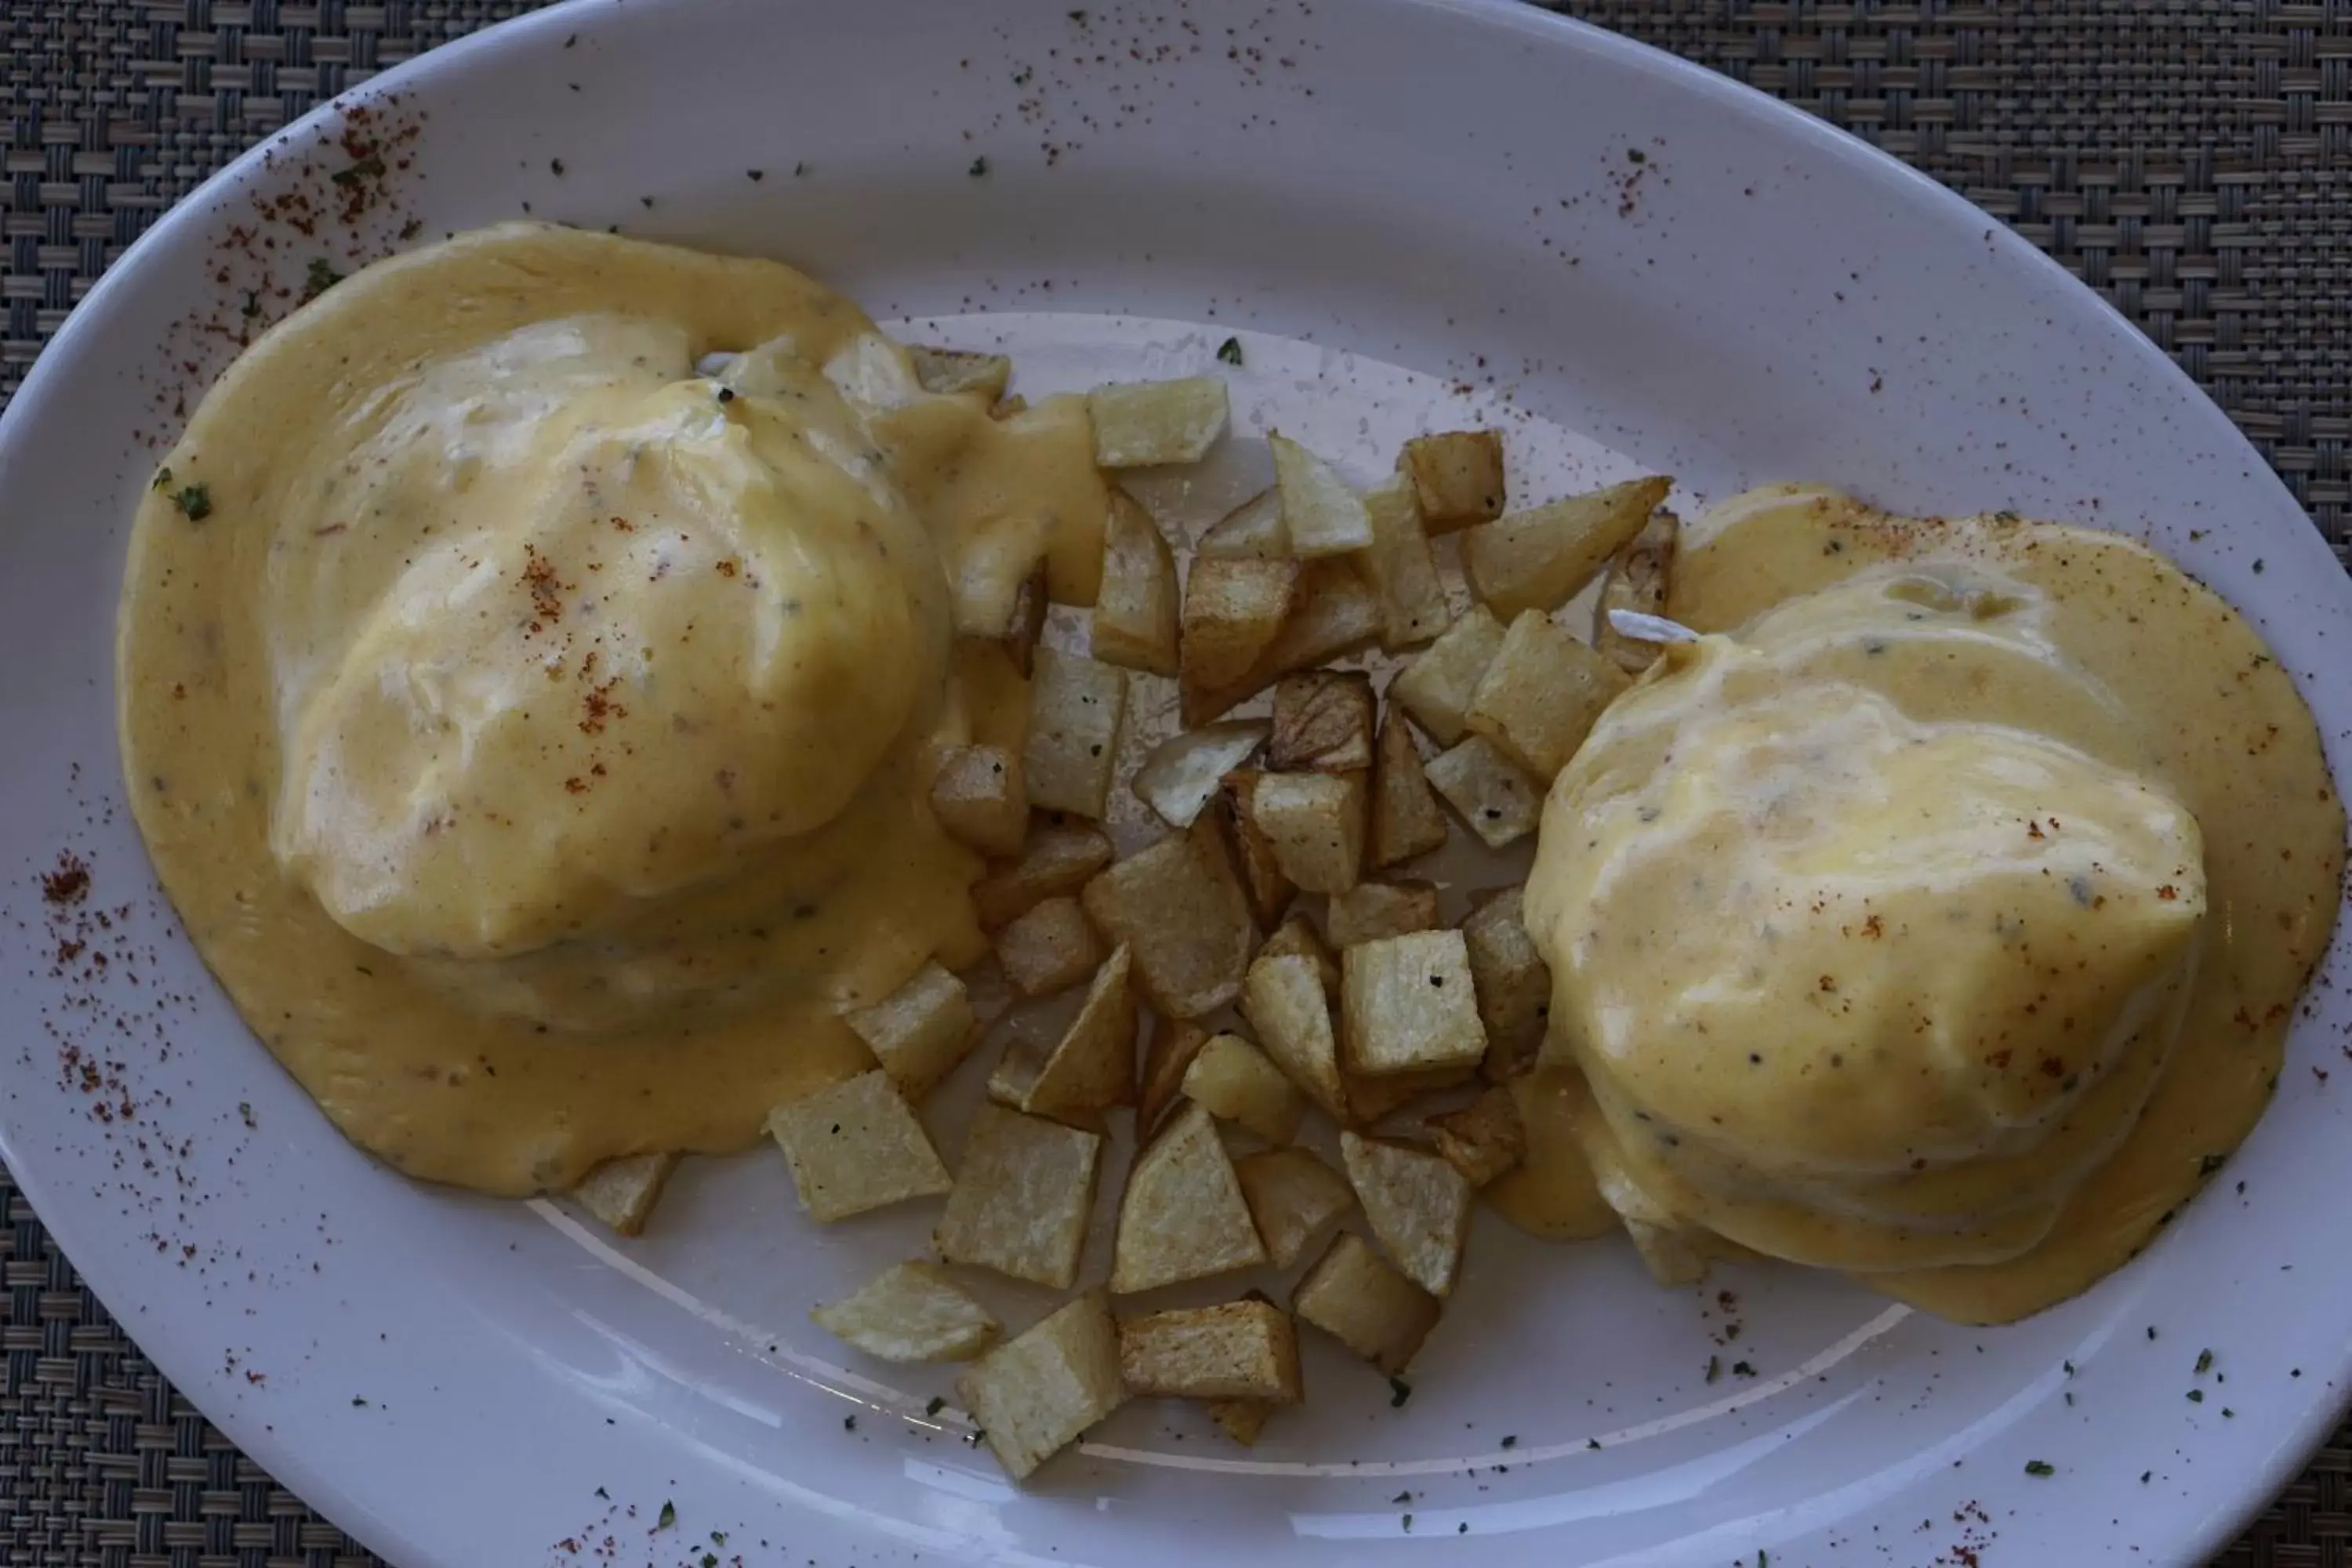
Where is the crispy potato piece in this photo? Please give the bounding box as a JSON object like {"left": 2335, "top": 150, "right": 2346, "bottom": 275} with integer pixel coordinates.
{"left": 1118, "top": 1300, "right": 1302, "bottom": 1402}
{"left": 1462, "top": 475, "right": 1671, "bottom": 618}
{"left": 1425, "top": 735, "right": 1545, "bottom": 848}
{"left": 1111, "top": 1102, "right": 1268, "bottom": 1293}
{"left": 1291, "top": 1232, "right": 1441, "bottom": 1374}
{"left": 1399, "top": 430, "right": 1507, "bottom": 532}
{"left": 1360, "top": 474, "right": 1451, "bottom": 650}
{"left": 1028, "top": 943, "right": 1138, "bottom": 1119}
{"left": 1213, "top": 771, "right": 1296, "bottom": 927}
{"left": 1339, "top": 1131, "right": 1473, "bottom": 1297}
{"left": 1593, "top": 506, "right": 1679, "bottom": 673}
{"left": 956, "top": 1290, "right": 1126, "bottom": 1482}
{"left": 1626, "top": 1218, "right": 1710, "bottom": 1288}
{"left": 1131, "top": 720, "right": 1268, "bottom": 829}
{"left": 1269, "top": 433, "right": 1375, "bottom": 557}
{"left": 1081, "top": 821, "right": 1257, "bottom": 1018}
{"left": 1465, "top": 610, "right": 1629, "bottom": 781}
{"left": 1343, "top": 1062, "right": 1474, "bottom": 1127}
{"left": 1089, "top": 376, "right": 1230, "bottom": 467}
{"left": 1462, "top": 887, "right": 1551, "bottom": 1080}
{"left": 1326, "top": 879, "right": 1441, "bottom": 949}
{"left": 768, "top": 1071, "right": 953, "bottom": 1223}
{"left": 1250, "top": 771, "right": 1366, "bottom": 895}
{"left": 1368, "top": 709, "right": 1449, "bottom": 869}
{"left": 572, "top": 1152, "right": 678, "bottom": 1237}
{"left": 1234, "top": 1147, "right": 1354, "bottom": 1269}
{"left": 935, "top": 1102, "right": 1104, "bottom": 1288}
{"left": 971, "top": 820, "right": 1115, "bottom": 930}
{"left": 1241, "top": 951, "right": 1348, "bottom": 1120}
{"left": 1258, "top": 910, "right": 1339, "bottom": 998}
{"left": 1197, "top": 486, "right": 1289, "bottom": 560}
{"left": 1340, "top": 929, "right": 1486, "bottom": 1077}
{"left": 994, "top": 895, "right": 1108, "bottom": 998}
{"left": 910, "top": 345, "right": 1014, "bottom": 401}
{"left": 1181, "top": 559, "right": 1385, "bottom": 726}
{"left": 1207, "top": 1399, "right": 1273, "bottom": 1446}
{"left": 846, "top": 961, "right": 978, "bottom": 1102}
{"left": 1270, "top": 670, "right": 1376, "bottom": 774}
{"left": 1428, "top": 1084, "right": 1526, "bottom": 1188}
{"left": 1181, "top": 557, "right": 1298, "bottom": 694}
{"left": 1388, "top": 605, "right": 1504, "bottom": 747}
{"left": 1138, "top": 1016, "right": 1212, "bottom": 1139}
{"left": 930, "top": 744, "right": 1029, "bottom": 858}
{"left": 1094, "top": 492, "right": 1181, "bottom": 675}
{"left": 953, "top": 532, "right": 1047, "bottom": 648}
{"left": 1024, "top": 648, "right": 1127, "bottom": 818}
{"left": 812, "top": 1260, "right": 1001, "bottom": 1363}
{"left": 1182, "top": 1033, "right": 1307, "bottom": 1145}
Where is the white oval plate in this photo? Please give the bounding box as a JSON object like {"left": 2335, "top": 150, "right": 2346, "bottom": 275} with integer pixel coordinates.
{"left": 4, "top": 2, "right": 2347, "bottom": 1563}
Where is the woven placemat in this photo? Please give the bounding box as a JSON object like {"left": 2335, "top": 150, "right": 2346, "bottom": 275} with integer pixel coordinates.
{"left": 2, "top": 3, "right": 2348, "bottom": 1564}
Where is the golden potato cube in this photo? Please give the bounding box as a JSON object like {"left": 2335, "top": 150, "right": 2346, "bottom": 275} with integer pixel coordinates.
{"left": 1462, "top": 474, "right": 1672, "bottom": 618}
{"left": 1080, "top": 820, "right": 1257, "bottom": 1018}
{"left": 1341, "top": 929, "right": 1487, "bottom": 1078}
{"left": 1110, "top": 1102, "right": 1267, "bottom": 1294}
{"left": 935, "top": 1102, "right": 1103, "bottom": 1288}
{"left": 845, "top": 961, "right": 978, "bottom": 1102}
{"left": 768, "top": 1071, "right": 953, "bottom": 1223}
{"left": 956, "top": 1290, "right": 1127, "bottom": 1482}
{"left": 811, "top": 1260, "right": 1000, "bottom": 1363}
{"left": 951, "top": 531, "right": 1047, "bottom": 645}
{"left": 1182, "top": 559, "right": 1383, "bottom": 728}
{"left": 1339, "top": 1132, "right": 1474, "bottom": 1298}
{"left": 994, "top": 895, "right": 1108, "bottom": 998}
{"left": 1343, "top": 1062, "right": 1474, "bottom": 1127}
{"left": 1138, "top": 1016, "right": 1213, "bottom": 1139}
{"left": 1326, "top": 880, "right": 1441, "bottom": 950}
{"left": 1269, "top": 433, "right": 1375, "bottom": 557}
{"left": 1024, "top": 648, "right": 1127, "bottom": 818}
{"left": 1388, "top": 604, "right": 1505, "bottom": 747}
{"left": 1250, "top": 771, "right": 1366, "bottom": 895}
{"left": 1399, "top": 429, "right": 1507, "bottom": 532}
{"left": 971, "top": 821, "right": 1115, "bottom": 931}
{"left": 1213, "top": 772, "right": 1296, "bottom": 928}
{"left": 1270, "top": 670, "right": 1376, "bottom": 775}
{"left": 1464, "top": 609, "right": 1628, "bottom": 781}
{"left": 1131, "top": 720, "right": 1268, "bottom": 829}
{"left": 1593, "top": 506, "right": 1679, "bottom": 673}
{"left": 1428, "top": 1084, "right": 1527, "bottom": 1189}
{"left": 1258, "top": 910, "right": 1339, "bottom": 998}
{"left": 1094, "top": 492, "right": 1181, "bottom": 676}
{"left": 1425, "top": 735, "right": 1545, "bottom": 848}
{"left": 910, "top": 345, "right": 1013, "bottom": 401}
{"left": 1088, "top": 376, "right": 1229, "bottom": 467}
{"left": 1462, "top": 886, "right": 1551, "bottom": 1080}
{"left": 1207, "top": 1399, "right": 1273, "bottom": 1446}
{"left": 1242, "top": 950, "right": 1348, "bottom": 1120}
{"left": 1369, "top": 708, "right": 1449, "bottom": 869}
{"left": 930, "top": 743, "right": 1029, "bottom": 858}
{"left": 1118, "top": 1300, "right": 1302, "bottom": 1402}
{"left": 572, "top": 1152, "right": 678, "bottom": 1238}
{"left": 1291, "top": 1232, "right": 1441, "bottom": 1374}
{"left": 1022, "top": 943, "right": 1138, "bottom": 1120}
{"left": 1235, "top": 1147, "right": 1354, "bottom": 1269}
{"left": 1197, "top": 486, "right": 1288, "bottom": 560}
{"left": 1181, "top": 557, "right": 1298, "bottom": 694}
{"left": 1181, "top": 1033, "right": 1307, "bottom": 1145}
{"left": 1360, "top": 475, "right": 1451, "bottom": 651}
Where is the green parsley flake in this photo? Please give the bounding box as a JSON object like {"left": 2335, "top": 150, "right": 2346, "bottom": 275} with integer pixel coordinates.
{"left": 1704, "top": 1355, "right": 1722, "bottom": 1384}
{"left": 1388, "top": 1377, "right": 1413, "bottom": 1408}
{"left": 151, "top": 466, "right": 173, "bottom": 491}
{"left": 2187, "top": 1388, "right": 2204, "bottom": 1403}
{"left": 924, "top": 1396, "right": 946, "bottom": 1417}
{"left": 657, "top": 1500, "right": 677, "bottom": 1530}
{"left": 1216, "top": 337, "right": 1243, "bottom": 366}
{"left": 1500, "top": 1435, "right": 1518, "bottom": 1450}
{"left": 2024, "top": 1460, "right": 2055, "bottom": 1477}
{"left": 2194, "top": 1349, "right": 2213, "bottom": 1375}
{"left": 970, "top": 157, "right": 990, "bottom": 178}
{"left": 173, "top": 483, "right": 213, "bottom": 522}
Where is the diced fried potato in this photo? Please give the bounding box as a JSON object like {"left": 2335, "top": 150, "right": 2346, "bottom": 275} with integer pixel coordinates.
{"left": 1197, "top": 486, "right": 1289, "bottom": 560}
{"left": 1139, "top": 1016, "right": 1212, "bottom": 1138}
{"left": 1388, "top": 605, "right": 1504, "bottom": 746}
{"left": 1360, "top": 475, "right": 1451, "bottom": 650}
{"left": 1291, "top": 1232, "right": 1441, "bottom": 1374}
{"left": 1241, "top": 951, "right": 1348, "bottom": 1120}
{"left": 1093, "top": 492, "right": 1181, "bottom": 675}
{"left": 1462, "top": 475, "right": 1671, "bottom": 617}
{"left": 1250, "top": 771, "right": 1366, "bottom": 895}
{"left": 1118, "top": 1301, "right": 1302, "bottom": 1402}
{"left": 572, "top": 1152, "right": 678, "bottom": 1237}
{"left": 1339, "top": 1131, "right": 1473, "bottom": 1297}
{"left": 1088, "top": 376, "right": 1230, "bottom": 467}
{"left": 1182, "top": 560, "right": 1383, "bottom": 727}
{"left": 994, "top": 895, "right": 1108, "bottom": 997}
{"left": 1465, "top": 610, "right": 1628, "bottom": 781}
{"left": 935, "top": 1102, "right": 1104, "bottom": 1288}
{"left": 1213, "top": 772, "right": 1295, "bottom": 927}
{"left": 1462, "top": 887, "right": 1551, "bottom": 1080}
{"left": 812, "top": 1260, "right": 1001, "bottom": 1363}
{"left": 1111, "top": 1102, "right": 1268, "bottom": 1293}
{"left": 1024, "top": 648, "right": 1127, "bottom": 818}
{"left": 956, "top": 1290, "right": 1126, "bottom": 1482}
{"left": 768, "top": 1071, "right": 952, "bottom": 1223}
{"left": 1269, "top": 434, "right": 1375, "bottom": 557}
{"left": 1425, "top": 735, "right": 1545, "bottom": 848}
{"left": 1399, "top": 430, "right": 1507, "bottom": 532}
{"left": 1235, "top": 1147, "right": 1354, "bottom": 1269}
{"left": 1181, "top": 1033, "right": 1306, "bottom": 1145}
{"left": 953, "top": 538, "right": 1049, "bottom": 655}
{"left": 1181, "top": 557, "right": 1298, "bottom": 694}
{"left": 910, "top": 345, "right": 1013, "bottom": 401}
{"left": 930, "top": 744, "right": 1029, "bottom": 858}
{"left": 1080, "top": 821, "right": 1257, "bottom": 1018}
{"left": 1258, "top": 910, "right": 1339, "bottom": 998}
{"left": 1343, "top": 1062, "right": 1474, "bottom": 1127}
{"left": 1326, "top": 879, "right": 1440, "bottom": 949}
{"left": 846, "top": 961, "right": 978, "bottom": 1102}
{"left": 1340, "top": 929, "right": 1486, "bottom": 1078}
{"left": 1270, "top": 670, "right": 1375, "bottom": 774}
{"left": 1368, "top": 709, "right": 1449, "bottom": 869}
{"left": 1626, "top": 1218, "right": 1710, "bottom": 1288}
{"left": 1131, "top": 721, "right": 1268, "bottom": 829}
{"left": 1207, "top": 1399, "right": 1272, "bottom": 1446}
{"left": 1593, "top": 507, "right": 1679, "bottom": 673}
{"left": 1023, "top": 943, "right": 1138, "bottom": 1120}
{"left": 1428, "top": 1084, "right": 1526, "bottom": 1188}
{"left": 971, "top": 821, "right": 1116, "bottom": 930}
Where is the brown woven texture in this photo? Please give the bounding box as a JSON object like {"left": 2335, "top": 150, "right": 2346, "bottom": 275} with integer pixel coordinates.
{"left": 2, "top": 2, "right": 2348, "bottom": 1563}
